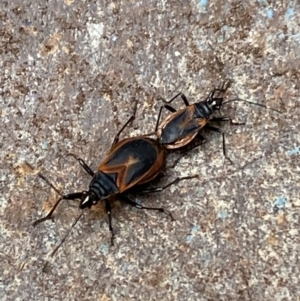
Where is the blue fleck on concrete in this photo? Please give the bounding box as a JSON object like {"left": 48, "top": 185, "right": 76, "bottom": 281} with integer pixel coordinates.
{"left": 266, "top": 7, "right": 275, "bottom": 19}
{"left": 274, "top": 196, "right": 287, "bottom": 208}
{"left": 285, "top": 7, "right": 295, "bottom": 21}
{"left": 286, "top": 146, "right": 300, "bottom": 155}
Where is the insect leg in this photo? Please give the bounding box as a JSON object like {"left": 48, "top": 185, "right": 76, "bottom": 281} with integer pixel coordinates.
{"left": 163, "top": 92, "right": 190, "bottom": 106}
{"left": 33, "top": 192, "right": 83, "bottom": 226}
{"left": 67, "top": 153, "right": 95, "bottom": 177}
{"left": 140, "top": 175, "right": 199, "bottom": 193}
{"left": 164, "top": 92, "right": 190, "bottom": 106}
{"left": 182, "top": 133, "right": 206, "bottom": 153}
{"left": 119, "top": 195, "right": 174, "bottom": 221}
{"left": 105, "top": 199, "right": 115, "bottom": 246}
{"left": 205, "top": 125, "right": 233, "bottom": 164}
{"left": 155, "top": 104, "right": 177, "bottom": 132}
{"left": 155, "top": 93, "right": 190, "bottom": 132}
{"left": 177, "top": 93, "right": 190, "bottom": 106}
{"left": 170, "top": 134, "right": 206, "bottom": 168}
{"left": 111, "top": 115, "right": 135, "bottom": 148}
{"left": 209, "top": 81, "right": 231, "bottom": 98}
{"left": 210, "top": 116, "right": 245, "bottom": 126}
{"left": 166, "top": 135, "right": 207, "bottom": 168}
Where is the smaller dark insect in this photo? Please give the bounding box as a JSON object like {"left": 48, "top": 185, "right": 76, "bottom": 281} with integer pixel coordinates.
{"left": 34, "top": 116, "right": 196, "bottom": 256}
{"left": 155, "top": 82, "right": 279, "bottom": 162}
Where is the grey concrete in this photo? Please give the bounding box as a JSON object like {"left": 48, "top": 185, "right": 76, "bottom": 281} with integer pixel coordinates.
{"left": 1, "top": 1, "right": 299, "bottom": 300}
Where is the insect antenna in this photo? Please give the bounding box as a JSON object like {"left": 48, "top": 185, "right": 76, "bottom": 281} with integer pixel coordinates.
{"left": 36, "top": 173, "right": 86, "bottom": 257}
{"left": 38, "top": 173, "right": 63, "bottom": 196}
{"left": 50, "top": 211, "right": 85, "bottom": 257}
{"left": 222, "top": 98, "right": 282, "bottom": 114}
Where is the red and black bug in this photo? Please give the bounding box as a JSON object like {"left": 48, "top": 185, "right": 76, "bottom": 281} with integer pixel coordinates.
{"left": 34, "top": 116, "right": 196, "bottom": 255}
{"left": 155, "top": 82, "right": 278, "bottom": 162}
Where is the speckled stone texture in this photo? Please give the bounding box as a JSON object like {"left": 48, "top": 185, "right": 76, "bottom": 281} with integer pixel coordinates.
{"left": 1, "top": 1, "right": 300, "bottom": 300}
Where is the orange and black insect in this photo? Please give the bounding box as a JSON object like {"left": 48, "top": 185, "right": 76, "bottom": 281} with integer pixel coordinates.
{"left": 34, "top": 116, "right": 195, "bottom": 255}
{"left": 155, "top": 82, "right": 278, "bottom": 162}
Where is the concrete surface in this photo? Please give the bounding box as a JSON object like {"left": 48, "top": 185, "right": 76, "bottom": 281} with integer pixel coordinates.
{"left": 1, "top": 1, "right": 300, "bottom": 300}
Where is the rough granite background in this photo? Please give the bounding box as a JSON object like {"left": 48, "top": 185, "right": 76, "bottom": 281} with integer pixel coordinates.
{"left": 1, "top": 1, "right": 300, "bottom": 300}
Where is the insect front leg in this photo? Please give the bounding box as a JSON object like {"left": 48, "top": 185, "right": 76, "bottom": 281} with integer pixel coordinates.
{"left": 104, "top": 199, "right": 115, "bottom": 246}
{"left": 111, "top": 115, "right": 135, "bottom": 148}
{"left": 163, "top": 92, "right": 190, "bottom": 106}
{"left": 33, "top": 192, "right": 83, "bottom": 226}
{"left": 211, "top": 81, "right": 231, "bottom": 98}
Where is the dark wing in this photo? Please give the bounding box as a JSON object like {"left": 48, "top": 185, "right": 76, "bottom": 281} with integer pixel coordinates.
{"left": 99, "top": 137, "right": 164, "bottom": 192}
{"left": 160, "top": 106, "right": 207, "bottom": 148}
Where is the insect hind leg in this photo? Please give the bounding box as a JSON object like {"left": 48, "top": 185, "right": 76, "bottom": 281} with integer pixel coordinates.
{"left": 210, "top": 116, "right": 245, "bottom": 126}
{"left": 119, "top": 195, "right": 175, "bottom": 221}
{"left": 139, "top": 175, "right": 198, "bottom": 194}
{"left": 155, "top": 93, "right": 190, "bottom": 132}
{"left": 182, "top": 133, "right": 206, "bottom": 153}
{"left": 168, "top": 134, "right": 206, "bottom": 168}
{"left": 155, "top": 104, "right": 176, "bottom": 132}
